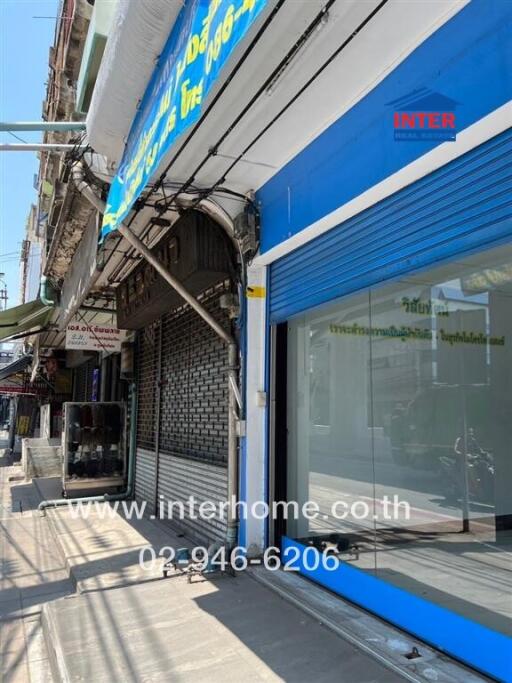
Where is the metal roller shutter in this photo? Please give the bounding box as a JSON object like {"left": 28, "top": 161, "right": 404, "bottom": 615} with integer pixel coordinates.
{"left": 135, "top": 447, "right": 157, "bottom": 510}
{"left": 135, "top": 323, "right": 159, "bottom": 451}
{"left": 157, "top": 455, "right": 227, "bottom": 544}
{"left": 72, "top": 358, "right": 97, "bottom": 402}
{"left": 270, "top": 128, "right": 512, "bottom": 322}
{"left": 159, "top": 282, "right": 229, "bottom": 465}
{"left": 157, "top": 281, "right": 230, "bottom": 542}
{"left": 134, "top": 281, "right": 231, "bottom": 543}
{"left": 134, "top": 323, "right": 159, "bottom": 504}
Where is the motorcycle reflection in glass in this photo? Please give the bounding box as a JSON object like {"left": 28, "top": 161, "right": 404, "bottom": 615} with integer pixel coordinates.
{"left": 440, "top": 428, "right": 495, "bottom": 506}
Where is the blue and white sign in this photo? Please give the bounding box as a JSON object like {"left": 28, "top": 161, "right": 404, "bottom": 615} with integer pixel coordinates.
{"left": 101, "top": 0, "right": 268, "bottom": 239}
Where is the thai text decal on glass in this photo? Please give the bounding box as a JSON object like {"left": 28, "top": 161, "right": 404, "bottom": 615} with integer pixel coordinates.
{"left": 101, "top": 0, "right": 267, "bottom": 239}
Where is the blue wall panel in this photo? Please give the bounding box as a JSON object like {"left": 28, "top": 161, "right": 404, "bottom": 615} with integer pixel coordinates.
{"left": 282, "top": 537, "right": 512, "bottom": 682}
{"left": 269, "top": 127, "right": 512, "bottom": 322}
{"left": 259, "top": 0, "right": 512, "bottom": 253}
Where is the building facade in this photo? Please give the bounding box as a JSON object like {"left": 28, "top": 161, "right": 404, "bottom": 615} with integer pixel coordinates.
{"left": 242, "top": 2, "right": 512, "bottom": 680}
{"left": 85, "top": 1, "right": 512, "bottom": 679}
{"left": 5, "top": 0, "right": 510, "bottom": 680}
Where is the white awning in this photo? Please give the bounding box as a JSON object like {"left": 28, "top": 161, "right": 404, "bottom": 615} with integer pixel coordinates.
{"left": 86, "top": 0, "right": 182, "bottom": 164}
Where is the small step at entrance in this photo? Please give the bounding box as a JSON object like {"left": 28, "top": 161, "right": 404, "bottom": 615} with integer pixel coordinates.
{"left": 22, "top": 437, "right": 62, "bottom": 479}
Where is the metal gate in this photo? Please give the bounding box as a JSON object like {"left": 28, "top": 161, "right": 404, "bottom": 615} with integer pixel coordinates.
{"left": 134, "top": 322, "right": 159, "bottom": 509}
{"left": 135, "top": 281, "right": 231, "bottom": 543}
{"left": 72, "top": 358, "right": 97, "bottom": 402}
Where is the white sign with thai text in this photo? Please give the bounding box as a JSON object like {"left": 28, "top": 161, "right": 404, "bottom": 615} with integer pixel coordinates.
{"left": 65, "top": 320, "right": 124, "bottom": 353}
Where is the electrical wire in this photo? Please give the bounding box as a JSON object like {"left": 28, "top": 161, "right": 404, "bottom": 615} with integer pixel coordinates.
{"left": 151, "top": 0, "right": 289, "bottom": 197}
{"left": 67, "top": 131, "right": 88, "bottom": 163}
{"left": 96, "top": 0, "right": 289, "bottom": 282}
{"left": 154, "top": 0, "right": 389, "bottom": 283}
{"left": 162, "top": 0, "right": 339, "bottom": 211}
{"left": 167, "top": 0, "right": 389, "bottom": 213}
{"left": 0, "top": 251, "right": 24, "bottom": 258}
{"left": 122, "top": 0, "right": 377, "bottom": 286}
{"left": 104, "top": 0, "right": 330, "bottom": 287}
{"left": 7, "top": 131, "right": 28, "bottom": 144}
{"left": 79, "top": 0, "right": 386, "bottom": 304}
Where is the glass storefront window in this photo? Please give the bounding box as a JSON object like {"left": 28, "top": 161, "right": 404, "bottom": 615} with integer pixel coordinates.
{"left": 287, "top": 292, "right": 376, "bottom": 572}
{"left": 285, "top": 243, "right": 512, "bottom": 636}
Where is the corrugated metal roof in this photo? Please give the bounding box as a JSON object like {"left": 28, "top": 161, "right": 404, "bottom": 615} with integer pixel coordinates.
{"left": 0, "top": 300, "right": 53, "bottom": 342}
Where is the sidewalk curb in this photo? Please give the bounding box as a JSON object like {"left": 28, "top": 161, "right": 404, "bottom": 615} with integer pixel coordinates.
{"left": 37, "top": 495, "right": 188, "bottom": 595}
{"left": 32, "top": 479, "right": 81, "bottom": 593}
{"left": 36, "top": 494, "right": 79, "bottom": 682}
{"left": 33, "top": 485, "right": 490, "bottom": 683}
{"left": 41, "top": 599, "right": 72, "bottom": 683}
{"left": 46, "top": 507, "right": 81, "bottom": 592}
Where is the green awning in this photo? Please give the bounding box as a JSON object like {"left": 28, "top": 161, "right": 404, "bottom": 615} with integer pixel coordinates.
{"left": 0, "top": 354, "right": 32, "bottom": 381}
{"left": 0, "top": 299, "right": 53, "bottom": 341}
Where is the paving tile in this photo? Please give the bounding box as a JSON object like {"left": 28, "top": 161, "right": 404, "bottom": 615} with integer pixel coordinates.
{"left": 0, "top": 617, "right": 24, "bottom": 648}
{"left": 22, "top": 620, "right": 47, "bottom": 662}
{"left": 43, "top": 572, "right": 403, "bottom": 683}
{"left": 0, "top": 647, "right": 30, "bottom": 683}
{"left": 26, "top": 657, "right": 53, "bottom": 683}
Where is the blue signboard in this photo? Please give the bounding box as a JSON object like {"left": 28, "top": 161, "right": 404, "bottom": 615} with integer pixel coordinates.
{"left": 101, "top": 0, "right": 268, "bottom": 239}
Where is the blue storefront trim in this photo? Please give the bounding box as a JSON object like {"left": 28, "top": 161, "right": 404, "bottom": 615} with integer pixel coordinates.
{"left": 265, "top": 128, "right": 512, "bottom": 677}
{"left": 269, "top": 126, "right": 512, "bottom": 322}
{"left": 257, "top": 2, "right": 512, "bottom": 675}
{"left": 282, "top": 537, "right": 512, "bottom": 682}
{"left": 258, "top": 0, "right": 512, "bottom": 253}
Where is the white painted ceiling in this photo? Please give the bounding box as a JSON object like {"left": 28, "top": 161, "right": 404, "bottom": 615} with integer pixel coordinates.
{"left": 93, "top": 0, "right": 468, "bottom": 292}
{"left": 152, "top": 0, "right": 469, "bottom": 195}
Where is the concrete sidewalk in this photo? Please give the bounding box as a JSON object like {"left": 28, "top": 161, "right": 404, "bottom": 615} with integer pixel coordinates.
{"left": 0, "top": 461, "right": 402, "bottom": 683}
{"left": 0, "top": 452, "right": 74, "bottom": 683}
{"left": 39, "top": 499, "right": 403, "bottom": 682}
{"left": 43, "top": 567, "right": 402, "bottom": 683}
{"left": 39, "top": 495, "right": 493, "bottom": 683}
{"left": 0, "top": 462, "right": 492, "bottom": 683}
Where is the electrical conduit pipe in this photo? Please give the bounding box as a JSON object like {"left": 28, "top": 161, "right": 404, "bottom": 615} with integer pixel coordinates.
{"left": 40, "top": 163, "right": 241, "bottom": 550}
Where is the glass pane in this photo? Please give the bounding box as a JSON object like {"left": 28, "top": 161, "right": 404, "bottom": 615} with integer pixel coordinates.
{"left": 287, "top": 292, "right": 376, "bottom": 571}
{"left": 370, "top": 245, "right": 512, "bottom": 636}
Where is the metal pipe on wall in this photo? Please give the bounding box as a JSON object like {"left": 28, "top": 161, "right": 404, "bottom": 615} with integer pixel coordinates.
{"left": 116, "top": 211, "right": 241, "bottom": 546}
{"left": 226, "top": 343, "right": 239, "bottom": 546}
{"left": 116, "top": 223, "right": 234, "bottom": 346}
{"left": 0, "top": 143, "right": 86, "bottom": 152}
{"left": 153, "top": 320, "right": 163, "bottom": 516}
{"left": 57, "top": 161, "right": 242, "bottom": 547}
{"left": 0, "top": 121, "right": 86, "bottom": 132}
{"left": 59, "top": 267, "right": 104, "bottom": 332}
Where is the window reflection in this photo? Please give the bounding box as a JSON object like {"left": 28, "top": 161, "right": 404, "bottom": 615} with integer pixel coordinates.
{"left": 287, "top": 292, "right": 377, "bottom": 570}
{"left": 286, "top": 244, "right": 512, "bottom": 636}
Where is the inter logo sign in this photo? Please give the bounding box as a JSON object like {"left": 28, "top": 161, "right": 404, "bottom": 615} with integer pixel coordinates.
{"left": 388, "top": 88, "right": 459, "bottom": 142}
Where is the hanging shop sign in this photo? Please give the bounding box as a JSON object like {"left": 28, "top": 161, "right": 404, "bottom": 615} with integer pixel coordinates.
{"left": 65, "top": 320, "right": 124, "bottom": 353}
{"left": 101, "top": 0, "right": 268, "bottom": 239}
